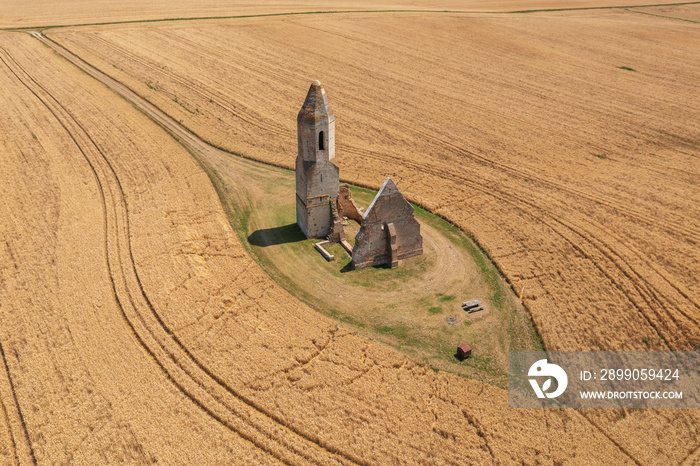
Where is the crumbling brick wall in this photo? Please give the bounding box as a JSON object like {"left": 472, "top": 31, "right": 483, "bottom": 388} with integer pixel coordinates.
{"left": 337, "top": 184, "right": 363, "bottom": 223}
{"left": 352, "top": 178, "right": 423, "bottom": 269}
{"left": 327, "top": 197, "right": 345, "bottom": 243}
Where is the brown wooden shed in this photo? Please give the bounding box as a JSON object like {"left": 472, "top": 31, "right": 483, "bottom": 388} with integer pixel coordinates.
{"left": 457, "top": 344, "right": 472, "bottom": 360}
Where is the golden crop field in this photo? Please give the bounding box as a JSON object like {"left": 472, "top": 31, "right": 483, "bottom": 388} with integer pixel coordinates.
{"left": 0, "top": 27, "right": 643, "bottom": 465}
{"left": 49, "top": 9, "right": 700, "bottom": 354}
{"left": 0, "top": 1, "right": 698, "bottom": 464}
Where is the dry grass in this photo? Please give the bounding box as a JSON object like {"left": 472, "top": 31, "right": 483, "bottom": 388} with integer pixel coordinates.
{"left": 195, "top": 151, "right": 543, "bottom": 388}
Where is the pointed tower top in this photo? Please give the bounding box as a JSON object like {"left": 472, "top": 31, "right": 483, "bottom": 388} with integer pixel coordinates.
{"left": 298, "top": 80, "right": 334, "bottom": 124}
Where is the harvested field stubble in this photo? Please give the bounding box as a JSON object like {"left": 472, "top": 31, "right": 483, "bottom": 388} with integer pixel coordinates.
{"left": 0, "top": 31, "right": 663, "bottom": 463}
{"left": 0, "top": 33, "right": 273, "bottom": 464}
{"left": 1, "top": 3, "right": 698, "bottom": 463}
{"left": 50, "top": 10, "right": 700, "bottom": 355}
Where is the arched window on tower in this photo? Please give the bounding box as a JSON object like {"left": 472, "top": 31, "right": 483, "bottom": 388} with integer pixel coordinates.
{"left": 319, "top": 131, "right": 325, "bottom": 151}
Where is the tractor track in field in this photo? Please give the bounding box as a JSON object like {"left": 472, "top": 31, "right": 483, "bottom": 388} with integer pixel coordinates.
{"left": 327, "top": 89, "right": 698, "bottom": 245}
{"left": 317, "top": 83, "right": 700, "bottom": 347}
{"left": 0, "top": 339, "right": 35, "bottom": 465}
{"left": 15, "top": 27, "right": 696, "bottom": 464}
{"left": 55, "top": 23, "right": 700, "bottom": 242}
{"left": 87, "top": 32, "right": 289, "bottom": 137}
{"left": 1, "top": 38, "right": 363, "bottom": 466}
{"left": 335, "top": 137, "right": 697, "bottom": 350}
{"left": 680, "top": 443, "right": 700, "bottom": 465}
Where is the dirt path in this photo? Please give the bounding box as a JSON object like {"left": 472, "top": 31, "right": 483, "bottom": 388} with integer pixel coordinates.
{"left": 239, "top": 168, "right": 541, "bottom": 386}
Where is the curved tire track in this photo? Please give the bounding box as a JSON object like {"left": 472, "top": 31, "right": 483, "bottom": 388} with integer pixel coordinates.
{"left": 21, "top": 27, "right": 697, "bottom": 464}
{"left": 88, "top": 32, "right": 289, "bottom": 137}
{"left": 2, "top": 39, "right": 362, "bottom": 465}
{"left": 340, "top": 141, "right": 696, "bottom": 348}
{"left": 0, "top": 339, "right": 35, "bottom": 465}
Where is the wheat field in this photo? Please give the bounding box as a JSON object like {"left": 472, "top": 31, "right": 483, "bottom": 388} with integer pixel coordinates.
{"left": 50, "top": 10, "right": 700, "bottom": 353}
{"left": 0, "top": 1, "right": 698, "bottom": 464}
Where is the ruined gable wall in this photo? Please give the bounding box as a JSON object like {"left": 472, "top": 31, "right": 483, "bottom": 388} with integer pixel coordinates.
{"left": 352, "top": 222, "right": 388, "bottom": 268}
{"left": 352, "top": 189, "right": 423, "bottom": 268}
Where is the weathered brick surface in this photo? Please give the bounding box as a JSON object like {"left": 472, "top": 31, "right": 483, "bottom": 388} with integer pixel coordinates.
{"left": 295, "top": 80, "right": 339, "bottom": 238}
{"left": 337, "top": 184, "right": 363, "bottom": 223}
{"left": 295, "top": 84, "right": 422, "bottom": 270}
{"left": 352, "top": 178, "right": 423, "bottom": 269}
{"left": 328, "top": 197, "right": 345, "bottom": 243}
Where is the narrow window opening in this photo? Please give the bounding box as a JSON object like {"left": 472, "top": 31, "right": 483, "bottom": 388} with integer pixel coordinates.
{"left": 319, "top": 131, "right": 325, "bottom": 150}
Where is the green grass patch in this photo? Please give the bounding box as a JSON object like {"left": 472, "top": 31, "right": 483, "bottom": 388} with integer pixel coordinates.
{"left": 187, "top": 153, "right": 543, "bottom": 388}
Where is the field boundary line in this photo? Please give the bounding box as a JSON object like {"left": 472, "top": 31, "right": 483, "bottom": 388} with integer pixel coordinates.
{"left": 0, "top": 2, "right": 698, "bottom": 31}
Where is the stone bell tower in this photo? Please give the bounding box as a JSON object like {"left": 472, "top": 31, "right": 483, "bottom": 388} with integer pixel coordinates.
{"left": 296, "top": 80, "right": 340, "bottom": 238}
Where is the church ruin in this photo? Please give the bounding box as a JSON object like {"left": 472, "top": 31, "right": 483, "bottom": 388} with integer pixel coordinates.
{"left": 295, "top": 80, "right": 339, "bottom": 239}
{"left": 295, "top": 80, "right": 423, "bottom": 269}
{"left": 351, "top": 178, "right": 423, "bottom": 269}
